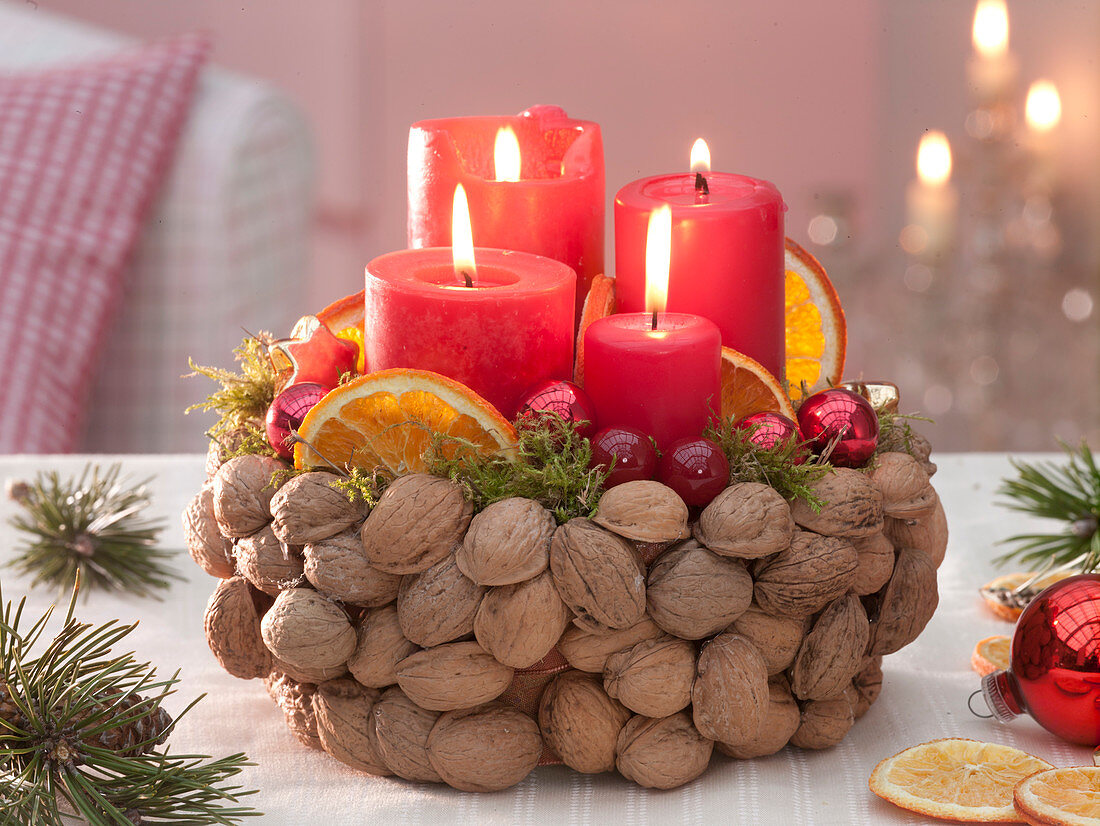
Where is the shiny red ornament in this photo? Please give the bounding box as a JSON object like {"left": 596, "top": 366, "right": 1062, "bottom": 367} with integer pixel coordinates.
{"left": 796, "top": 387, "right": 879, "bottom": 468}
{"left": 515, "top": 379, "right": 597, "bottom": 439}
{"left": 981, "top": 574, "right": 1100, "bottom": 746}
{"left": 269, "top": 315, "right": 359, "bottom": 391}
{"left": 657, "top": 436, "right": 730, "bottom": 508}
{"left": 735, "top": 411, "right": 805, "bottom": 462}
{"left": 590, "top": 426, "right": 657, "bottom": 488}
{"left": 266, "top": 382, "right": 328, "bottom": 460}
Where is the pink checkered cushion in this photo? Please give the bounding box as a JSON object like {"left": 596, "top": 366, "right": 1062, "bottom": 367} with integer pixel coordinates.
{"left": 0, "top": 33, "right": 209, "bottom": 453}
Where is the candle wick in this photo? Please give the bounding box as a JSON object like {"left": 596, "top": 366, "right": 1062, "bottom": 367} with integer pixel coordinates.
{"left": 650, "top": 311, "right": 658, "bottom": 331}
{"left": 461, "top": 270, "right": 474, "bottom": 288}
{"left": 694, "top": 172, "right": 709, "bottom": 196}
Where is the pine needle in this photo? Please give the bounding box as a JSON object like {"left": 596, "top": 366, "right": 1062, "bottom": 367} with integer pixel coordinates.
{"left": 995, "top": 440, "right": 1100, "bottom": 573}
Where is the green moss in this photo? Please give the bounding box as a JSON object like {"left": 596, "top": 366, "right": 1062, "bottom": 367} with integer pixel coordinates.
{"left": 186, "top": 334, "right": 277, "bottom": 441}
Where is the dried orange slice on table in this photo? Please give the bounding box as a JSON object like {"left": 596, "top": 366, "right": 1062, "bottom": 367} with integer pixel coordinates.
{"left": 981, "top": 571, "right": 1076, "bottom": 622}
{"left": 785, "top": 238, "right": 846, "bottom": 402}
{"left": 719, "top": 347, "right": 797, "bottom": 423}
{"left": 294, "top": 369, "right": 517, "bottom": 474}
{"left": 972, "top": 635, "right": 1012, "bottom": 677}
{"left": 1015, "top": 766, "right": 1100, "bottom": 825}
{"left": 573, "top": 273, "right": 616, "bottom": 386}
{"left": 869, "top": 738, "right": 1054, "bottom": 822}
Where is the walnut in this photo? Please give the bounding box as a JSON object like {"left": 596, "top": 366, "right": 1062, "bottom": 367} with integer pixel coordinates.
{"left": 850, "top": 531, "right": 895, "bottom": 596}
{"left": 550, "top": 518, "right": 646, "bottom": 632}
{"left": 633, "top": 539, "right": 678, "bottom": 566}
{"left": 234, "top": 524, "right": 304, "bottom": 595}
{"left": 694, "top": 482, "right": 794, "bottom": 559}
{"left": 302, "top": 527, "right": 400, "bottom": 607}
{"left": 346, "top": 604, "right": 418, "bottom": 688}
{"left": 646, "top": 540, "right": 752, "bottom": 639}
{"left": 313, "top": 678, "right": 391, "bottom": 775}
{"left": 884, "top": 492, "right": 948, "bottom": 568}
{"left": 371, "top": 686, "right": 443, "bottom": 782}
{"left": 604, "top": 637, "right": 695, "bottom": 718}
{"left": 473, "top": 571, "right": 570, "bottom": 668}
{"left": 789, "top": 469, "right": 884, "bottom": 539}
{"left": 204, "top": 426, "right": 254, "bottom": 479}
{"left": 456, "top": 497, "right": 554, "bottom": 585}
{"left": 269, "top": 472, "right": 368, "bottom": 546}
{"left": 790, "top": 595, "right": 870, "bottom": 701}
{"left": 396, "top": 555, "right": 484, "bottom": 647}
{"left": 867, "top": 547, "right": 939, "bottom": 656}
{"left": 868, "top": 452, "right": 936, "bottom": 519}
{"left": 360, "top": 474, "right": 472, "bottom": 574}
{"left": 851, "top": 656, "right": 884, "bottom": 719}
{"left": 538, "top": 671, "right": 631, "bottom": 774}
{"left": 204, "top": 576, "right": 272, "bottom": 679}
{"left": 691, "top": 632, "right": 768, "bottom": 745}
{"left": 591, "top": 480, "right": 689, "bottom": 543}
{"left": 789, "top": 694, "right": 854, "bottom": 750}
{"left": 394, "top": 641, "right": 514, "bottom": 711}
{"left": 726, "top": 603, "right": 809, "bottom": 676}
{"left": 717, "top": 675, "right": 800, "bottom": 759}
{"left": 211, "top": 454, "right": 286, "bottom": 538}
{"left": 270, "top": 656, "right": 346, "bottom": 685}
{"left": 266, "top": 672, "right": 321, "bottom": 750}
{"left": 877, "top": 427, "right": 936, "bottom": 477}
{"left": 427, "top": 703, "right": 542, "bottom": 792}
{"left": 615, "top": 712, "right": 713, "bottom": 790}
{"left": 183, "top": 485, "right": 235, "bottom": 578}
{"left": 752, "top": 530, "right": 858, "bottom": 618}
{"left": 558, "top": 617, "right": 665, "bottom": 673}
{"left": 260, "top": 588, "right": 357, "bottom": 672}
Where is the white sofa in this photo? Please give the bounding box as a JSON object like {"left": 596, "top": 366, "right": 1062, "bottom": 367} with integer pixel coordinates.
{"left": 0, "top": 1, "right": 313, "bottom": 452}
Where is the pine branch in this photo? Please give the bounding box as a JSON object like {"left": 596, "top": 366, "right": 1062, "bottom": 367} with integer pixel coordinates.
{"left": 6, "top": 465, "right": 175, "bottom": 600}
{"left": 0, "top": 584, "right": 261, "bottom": 825}
{"left": 995, "top": 440, "right": 1100, "bottom": 573}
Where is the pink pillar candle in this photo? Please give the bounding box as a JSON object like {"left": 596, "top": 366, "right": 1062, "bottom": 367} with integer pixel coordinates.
{"left": 583, "top": 313, "right": 721, "bottom": 449}
{"left": 615, "top": 173, "right": 786, "bottom": 380}
{"left": 407, "top": 105, "right": 604, "bottom": 326}
{"left": 364, "top": 247, "right": 575, "bottom": 419}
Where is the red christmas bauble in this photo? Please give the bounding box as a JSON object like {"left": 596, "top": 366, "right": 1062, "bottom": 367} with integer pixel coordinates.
{"left": 657, "top": 436, "right": 730, "bottom": 508}
{"left": 516, "top": 379, "right": 597, "bottom": 439}
{"left": 796, "top": 387, "right": 879, "bottom": 468}
{"left": 981, "top": 574, "right": 1100, "bottom": 746}
{"left": 590, "top": 426, "right": 657, "bottom": 488}
{"left": 266, "top": 382, "right": 328, "bottom": 460}
{"left": 734, "top": 411, "right": 805, "bottom": 462}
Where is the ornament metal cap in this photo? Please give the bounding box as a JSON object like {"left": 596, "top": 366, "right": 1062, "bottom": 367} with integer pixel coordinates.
{"left": 980, "top": 670, "right": 1019, "bottom": 722}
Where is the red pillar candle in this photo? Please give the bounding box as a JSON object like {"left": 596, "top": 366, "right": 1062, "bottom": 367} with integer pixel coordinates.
{"left": 583, "top": 313, "right": 721, "bottom": 450}
{"left": 614, "top": 151, "right": 786, "bottom": 380}
{"left": 408, "top": 105, "right": 604, "bottom": 325}
{"left": 364, "top": 247, "right": 575, "bottom": 419}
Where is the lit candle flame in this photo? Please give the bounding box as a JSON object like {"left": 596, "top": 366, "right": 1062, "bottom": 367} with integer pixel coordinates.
{"left": 452, "top": 184, "right": 477, "bottom": 285}
{"left": 494, "top": 126, "right": 521, "bottom": 182}
{"left": 645, "top": 205, "right": 672, "bottom": 326}
{"left": 1026, "top": 80, "right": 1062, "bottom": 132}
{"left": 973, "top": 0, "right": 1008, "bottom": 58}
{"left": 690, "top": 138, "right": 711, "bottom": 174}
{"left": 917, "top": 132, "right": 952, "bottom": 187}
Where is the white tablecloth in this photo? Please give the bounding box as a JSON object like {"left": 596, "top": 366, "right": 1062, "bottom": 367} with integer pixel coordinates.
{"left": 0, "top": 453, "right": 1093, "bottom": 825}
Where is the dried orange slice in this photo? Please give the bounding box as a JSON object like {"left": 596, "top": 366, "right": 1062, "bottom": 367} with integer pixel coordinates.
{"left": 720, "top": 346, "right": 797, "bottom": 423}
{"left": 785, "top": 238, "right": 846, "bottom": 402}
{"left": 869, "top": 738, "right": 1054, "bottom": 822}
{"left": 294, "top": 369, "right": 517, "bottom": 474}
{"left": 335, "top": 326, "right": 366, "bottom": 375}
{"left": 972, "top": 635, "right": 1012, "bottom": 677}
{"left": 981, "top": 571, "right": 1076, "bottom": 622}
{"left": 316, "top": 289, "right": 365, "bottom": 333}
{"left": 1014, "top": 767, "right": 1100, "bottom": 825}
{"left": 573, "top": 273, "right": 616, "bottom": 387}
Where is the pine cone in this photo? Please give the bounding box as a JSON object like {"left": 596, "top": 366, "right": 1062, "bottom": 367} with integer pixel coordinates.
{"left": 74, "top": 692, "right": 173, "bottom": 757}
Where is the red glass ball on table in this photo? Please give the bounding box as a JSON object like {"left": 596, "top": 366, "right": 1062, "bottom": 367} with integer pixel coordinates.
{"left": 796, "top": 387, "right": 879, "bottom": 468}
{"left": 657, "top": 436, "right": 730, "bottom": 507}
{"left": 590, "top": 426, "right": 657, "bottom": 488}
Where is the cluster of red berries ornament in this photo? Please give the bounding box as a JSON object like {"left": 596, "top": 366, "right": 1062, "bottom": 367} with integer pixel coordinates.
{"left": 796, "top": 387, "right": 879, "bottom": 468}
{"left": 515, "top": 379, "right": 597, "bottom": 439}
{"left": 265, "top": 382, "right": 327, "bottom": 460}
